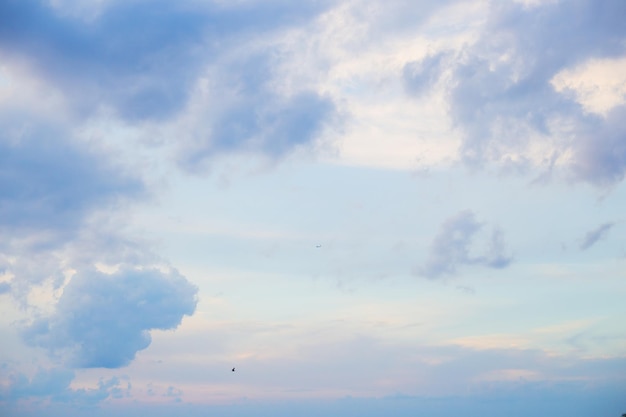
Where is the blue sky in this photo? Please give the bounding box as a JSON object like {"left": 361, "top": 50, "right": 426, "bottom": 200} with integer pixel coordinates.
{"left": 1, "top": 0, "right": 625, "bottom": 416}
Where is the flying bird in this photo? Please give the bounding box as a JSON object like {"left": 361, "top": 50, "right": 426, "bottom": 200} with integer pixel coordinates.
{"left": 232, "top": 367, "right": 235, "bottom": 372}
{"left": 316, "top": 244, "right": 322, "bottom": 248}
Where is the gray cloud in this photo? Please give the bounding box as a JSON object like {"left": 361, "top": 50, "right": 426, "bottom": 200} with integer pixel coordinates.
{"left": 0, "top": 118, "right": 144, "bottom": 238}
{"left": 0, "top": 0, "right": 340, "bottom": 167}
{"left": 181, "top": 84, "right": 337, "bottom": 172}
{"left": 0, "top": 115, "right": 146, "bottom": 297}
{"left": 404, "top": 0, "right": 626, "bottom": 186}
{"left": 403, "top": 51, "right": 451, "bottom": 95}
{"left": 23, "top": 267, "right": 198, "bottom": 368}
{"left": 580, "top": 222, "right": 614, "bottom": 250}
{"left": 0, "top": 0, "right": 333, "bottom": 121}
{"left": 418, "top": 210, "right": 512, "bottom": 278}
{"left": 1, "top": 367, "right": 127, "bottom": 406}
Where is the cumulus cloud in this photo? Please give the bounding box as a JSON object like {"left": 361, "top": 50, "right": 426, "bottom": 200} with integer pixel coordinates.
{"left": 418, "top": 210, "right": 512, "bottom": 279}
{"left": 403, "top": 0, "right": 626, "bottom": 185}
{"left": 580, "top": 222, "right": 614, "bottom": 250}
{"left": 23, "top": 267, "right": 198, "bottom": 368}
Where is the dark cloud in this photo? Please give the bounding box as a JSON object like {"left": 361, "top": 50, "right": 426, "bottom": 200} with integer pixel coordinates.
{"left": 0, "top": 0, "right": 333, "bottom": 122}
{"left": 0, "top": 0, "right": 340, "bottom": 168}
{"left": 172, "top": 46, "right": 340, "bottom": 171}
{"left": 23, "top": 267, "right": 198, "bottom": 368}
{"left": 181, "top": 85, "right": 337, "bottom": 171}
{"left": 580, "top": 222, "right": 614, "bottom": 250}
{"left": 404, "top": 0, "right": 626, "bottom": 185}
{"left": 1, "top": 367, "right": 127, "bottom": 406}
{"left": 0, "top": 115, "right": 145, "bottom": 298}
{"left": 0, "top": 118, "right": 144, "bottom": 238}
{"left": 569, "top": 105, "right": 626, "bottom": 185}
{"left": 4, "top": 367, "right": 74, "bottom": 400}
{"left": 418, "top": 210, "right": 512, "bottom": 279}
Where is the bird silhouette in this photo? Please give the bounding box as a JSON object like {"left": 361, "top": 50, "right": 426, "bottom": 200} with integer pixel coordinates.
{"left": 232, "top": 367, "right": 235, "bottom": 372}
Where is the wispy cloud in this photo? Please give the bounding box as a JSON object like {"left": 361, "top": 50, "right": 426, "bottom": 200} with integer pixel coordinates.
{"left": 418, "top": 210, "right": 512, "bottom": 279}
{"left": 580, "top": 222, "right": 614, "bottom": 250}
{"left": 177, "top": 52, "right": 338, "bottom": 172}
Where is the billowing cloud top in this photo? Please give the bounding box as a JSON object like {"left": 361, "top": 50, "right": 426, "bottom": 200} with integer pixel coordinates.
{"left": 23, "top": 267, "right": 198, "bottom": 368}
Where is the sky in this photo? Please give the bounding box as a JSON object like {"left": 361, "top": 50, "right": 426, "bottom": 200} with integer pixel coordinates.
{"left": 0, "top": 0, "right": 625, "bottom": 416}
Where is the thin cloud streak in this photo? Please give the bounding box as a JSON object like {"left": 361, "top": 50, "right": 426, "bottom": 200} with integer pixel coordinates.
{"left": 580, "top": 222, "right": 614, "bottom": 250}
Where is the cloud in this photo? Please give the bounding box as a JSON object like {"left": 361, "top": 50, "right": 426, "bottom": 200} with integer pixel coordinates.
{"left": 4, "top": 367, "right": 74, "bottom": 400}
{"left": 418, "top": 210, "right": 512, "bottom": 278}
{"left": 403, "top": 51, "right": 451, "bottom": 95}
{"left": 0, "top": 0, "right": 341, "bottom": 170}
{"left": 0, "top": 115, "right": 145, "bottom": 298}
{"left": 0, "top": 117, "right": 144, "bottom": 238}
{"left": 580, "top": 222, "right": 614, "bottom": 250}
{"left": 23, "top": 267, "right": 198, "bottom": 368}
{"left": 1, "top": 367, "right": 127, "bottom": 406}
{"left": 403, "top": 0, "right": 626, "bottom": 185}
{"left": 179, "top": 74, "right": 337, "bottom": 172}
{"left": 0, "top": 0, "right": 333, "bottom": 122}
